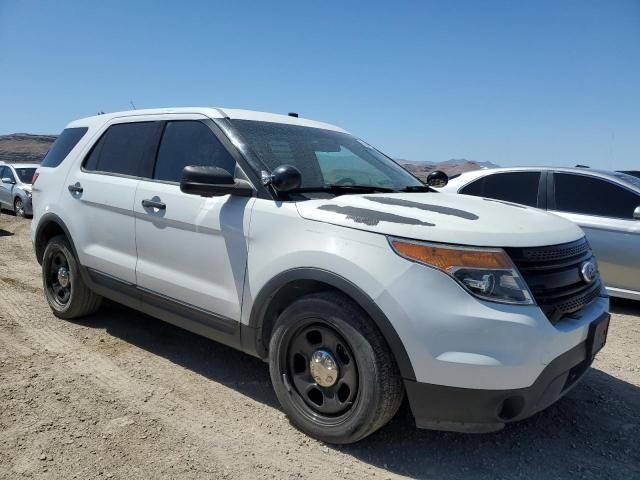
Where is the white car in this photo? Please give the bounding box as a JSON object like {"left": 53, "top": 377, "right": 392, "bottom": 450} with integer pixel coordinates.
{"left": 439, "top": 167, "right": 640, "bottom": 301}
{"left": 31, "top": 108, "right": 609, "bottom": 443}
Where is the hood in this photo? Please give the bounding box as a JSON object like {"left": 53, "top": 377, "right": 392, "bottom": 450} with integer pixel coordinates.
{"left": 295, "top": 192, "right": 583, "bottom": 248}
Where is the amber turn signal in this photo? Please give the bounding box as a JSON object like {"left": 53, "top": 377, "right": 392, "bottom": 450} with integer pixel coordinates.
{"left": 390, "top": 239, "right": 513, "bottom": 271}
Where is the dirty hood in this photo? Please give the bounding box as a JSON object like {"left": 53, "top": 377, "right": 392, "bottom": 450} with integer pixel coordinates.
{"left": 295, "top": 192, "right": 584, "bottom": 247}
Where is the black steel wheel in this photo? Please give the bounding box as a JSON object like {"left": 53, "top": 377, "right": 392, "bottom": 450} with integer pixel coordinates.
{"left": 285, "top": 323, "right": 359, "bottom": 421}
{"left": 42, "top": 235, "right": 102, "bottom": 319}
{"left": 269, "top": 292, "right": 404, "bottom": 444}
{"left": 14, "top": 198, "right": 25, "bottom": 218}
{"left": 45, "top": 248, "right": 72, "bottom": 308}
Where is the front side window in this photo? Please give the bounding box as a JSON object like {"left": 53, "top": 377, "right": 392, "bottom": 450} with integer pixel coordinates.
{"left": 228, "top": 120, "right": 422, "bottom": 190}
{"left": 460, "top": 172, "right": 541, "bottom": 207}
{"left": 2, "top": 166, "right": 16, "bottom": 182}
{"left": 554, "top": 173, "right": 640, "bottom": 219}
{"left": 84, "top": 122, "right": 157, "bottom": 177}
{"left": 154, "top": 121, "right": 236, "bottom": 182}
{"left": 41, "top": 127, "right": 88, "bottom": 168}
{"left": 15, "top": 168, "right": 36, "bottom": 184}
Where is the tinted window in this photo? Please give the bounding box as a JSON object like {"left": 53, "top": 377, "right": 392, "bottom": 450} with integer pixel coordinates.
{"left": 15, "top": 168, "right": 37, "bottom": 183}
{"left": 84, "top": 122, "right": 157, "bottom": 176}
{"left": 2, "top": 166, "right": 16, "bottom": 182}
{"left": 460, "top": 172, "right": 541, "bottom": 207}
{"left": 154, "top": 121, "right": 236, "bottom": 182}
{"left": 41, "top": 127, "right": 88, "bottom": 168}
{"left": 554, "top": 173, "right": 640, "bottom": 219}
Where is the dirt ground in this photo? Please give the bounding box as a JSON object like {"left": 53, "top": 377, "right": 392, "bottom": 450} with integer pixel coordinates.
{"left": 0, "top": 214, "right": 638, "bottom": 480}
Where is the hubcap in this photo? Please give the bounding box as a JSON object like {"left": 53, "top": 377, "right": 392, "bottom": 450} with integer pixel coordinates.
{"left": 309, "top": 350, "right": 339, "bottom": 387}
{"left": 57, "top": 267, "right": 70, "bottom": 288}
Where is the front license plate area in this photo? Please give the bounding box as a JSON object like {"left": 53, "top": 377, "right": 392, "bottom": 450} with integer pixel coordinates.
{"left": 587, "top": 313, "right": 610, "bottom": 359}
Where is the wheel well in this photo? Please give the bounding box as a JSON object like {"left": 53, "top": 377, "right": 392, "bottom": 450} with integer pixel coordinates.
{"left": 258, "top": 280, "right": 342, "bottom": 356}
{"left": 35, "top": 221, "right": 67, "bottom": 265}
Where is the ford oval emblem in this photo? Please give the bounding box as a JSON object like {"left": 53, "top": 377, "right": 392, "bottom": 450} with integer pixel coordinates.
{"left": 580, "top": 261, "right": 597, "bottom": 284}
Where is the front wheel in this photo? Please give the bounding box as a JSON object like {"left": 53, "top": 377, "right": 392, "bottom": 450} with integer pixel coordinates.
{"left": 14, "top": 198, "right": 25, "bottom": 218}
{"left": 42, "top": 235, "right": 102, "bottom": 319}
{"left": 269, "top": 292, "right": 404, "bottom": 444}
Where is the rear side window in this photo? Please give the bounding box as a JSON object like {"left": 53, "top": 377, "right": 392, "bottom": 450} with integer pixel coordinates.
{"left": 460, "top": 172, "right": 541, "bottom": 207}
{"left": 554, "top": 173, "right": 640, "bottom": 219}
{"left": 84, "top": 122, "right": 157, "bottom": 177}
{"left": 41, "top": 127, "right": 88, "bottom": 168}
{"left": 153, "top": 121, "right": 236, "bottom": 182}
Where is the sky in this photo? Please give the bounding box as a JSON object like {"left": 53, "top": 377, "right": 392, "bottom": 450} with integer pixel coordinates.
{"left": 1, "top": 0, "right": 639, "bottom": 169}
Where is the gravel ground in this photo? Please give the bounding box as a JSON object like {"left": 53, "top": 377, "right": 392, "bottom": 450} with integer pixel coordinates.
{"left": 0, "top": 214, "right": 638, "bottom": 479}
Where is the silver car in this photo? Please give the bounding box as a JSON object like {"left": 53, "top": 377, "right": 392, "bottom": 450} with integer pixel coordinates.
{"left": 0, "top": 162, "right": 38, "bottom": 217}
{"left": 440, "top": 166, "right": 640, "bottom": 301}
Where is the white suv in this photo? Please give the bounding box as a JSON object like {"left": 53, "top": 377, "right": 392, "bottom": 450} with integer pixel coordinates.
{"left": 32, "top": 108, "right": 610, "bottom": 443}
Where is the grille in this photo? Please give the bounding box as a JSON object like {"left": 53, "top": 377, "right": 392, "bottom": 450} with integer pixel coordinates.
{"left": 506, "top": 238, "right": 602, "bottom": 324}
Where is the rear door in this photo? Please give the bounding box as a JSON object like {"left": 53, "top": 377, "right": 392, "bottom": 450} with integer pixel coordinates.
{"left": 548, "top": 172, "right": 640, "bottom": 294}
{"left": 134, "top": 117, "right": 254, "bottom": 324}
{"left": 63, "top": 120, "right": 161, "bottom": 283}
{"left": 459, "top": 171, "right": 543, "bottom": 207}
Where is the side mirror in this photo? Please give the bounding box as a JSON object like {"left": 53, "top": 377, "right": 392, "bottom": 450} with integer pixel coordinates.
{"left": 262, "top": 165, "right": 302, "bottom": 192}
{"left": 634, "top": 206, "right": 640, "bottom": 220}
{"left": 426, "top": 170, "right": 448, "bottom": 188}
{"left": 180, "top": 165, "right": 254, "bottom": 197}
{"left": 2, "top": 177, "right": 15, "bottom": 185}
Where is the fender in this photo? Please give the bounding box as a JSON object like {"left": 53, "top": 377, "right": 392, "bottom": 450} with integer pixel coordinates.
{"left": 34, "top": 212, "right": 79, "bottom": 265}
{"left": 245, "top": 267, "right": 416, "bottom": 381}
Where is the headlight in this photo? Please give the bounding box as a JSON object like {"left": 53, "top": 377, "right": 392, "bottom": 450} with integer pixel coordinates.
{"left": 389, "top": 238, "right": 534, "bottom": 305}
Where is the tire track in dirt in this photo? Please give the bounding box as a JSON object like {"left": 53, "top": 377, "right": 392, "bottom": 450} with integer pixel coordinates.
{"left": 0, "top": 274, "right": 387, "bottom": 479}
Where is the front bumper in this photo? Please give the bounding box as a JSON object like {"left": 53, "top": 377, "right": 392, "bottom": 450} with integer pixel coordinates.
{"left": 404, "top": 312, "right": 610, "bottom": 433}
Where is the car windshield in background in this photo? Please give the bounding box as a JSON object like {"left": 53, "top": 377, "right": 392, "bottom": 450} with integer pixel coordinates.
{"left": 229, "top": 120, "right": 423, "bottom": 192}
{"left": 612, "top": 171, "right": 640, "bottom": 189}
{"left": 15, "top": 168, "right": 36, "bottom": 184}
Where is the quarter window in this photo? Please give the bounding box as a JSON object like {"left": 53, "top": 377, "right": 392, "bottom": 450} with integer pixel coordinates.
{"left": 153, "top": 121, "right": 237, "bottom": 182}
{"left": 84, "top": 122, "right": 157, "bottom": 177}
{"left": 41, "top": 127, "right": 88, "bottom": 168}
{"left": 554, "top": 173, "right": 640, "bottom": 219}
{"left": 460, "top": 172, "right": 541, "bottom": 207}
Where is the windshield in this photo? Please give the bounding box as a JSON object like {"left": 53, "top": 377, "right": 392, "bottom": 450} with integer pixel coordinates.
{"left": 15, "top": 168, "right": 36, "bottom": 184}
{"left": 612, "top": 171, "right": 640, "bottom": 190}
{"left": 228, "top": 120, "right": 423, "bottom": 191}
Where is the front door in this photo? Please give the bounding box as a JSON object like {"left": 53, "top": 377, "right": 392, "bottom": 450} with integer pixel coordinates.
{"left": 134, "top": 119, "right": 254, "bottom": 323}
{"left": 0, "top": 166, "right": 16, "bottom": 208}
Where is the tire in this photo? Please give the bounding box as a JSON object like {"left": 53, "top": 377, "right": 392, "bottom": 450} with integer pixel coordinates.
{"left": 42, "top": 235, "right": 102, "bottom": 319}
{"left": 269, "top": 291, "right": 404, "bottom": 444}
{"left": 14, "top": 197, "right": 25, "bottom": 218}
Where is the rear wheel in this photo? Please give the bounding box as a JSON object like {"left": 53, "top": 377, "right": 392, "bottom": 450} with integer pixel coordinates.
{"left": 14, "top": 198, "right": 25, "bottom": 218}
{"left": 269, "top": 292, "right": 404, "bottom": 444}
{"left": 42, "top": 235, "right": 102, "bottom": 319}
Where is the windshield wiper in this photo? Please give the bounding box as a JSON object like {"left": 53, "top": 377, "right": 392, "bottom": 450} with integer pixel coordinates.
{"left": 292, "top": 185, "right": 398, "bottom": 194}
{"left": 400, "top": 185, "right": 432, "bottom": 192}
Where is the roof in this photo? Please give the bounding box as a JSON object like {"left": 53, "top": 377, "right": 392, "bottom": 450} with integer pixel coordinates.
{"left": 0, "top": 161, "right": 40, "bottom": 168}
{"left": 66, "top": 107, "right": 348, "bottom": 133}
{"left": 445, "top": 166, "right": 640, "bottom": 192}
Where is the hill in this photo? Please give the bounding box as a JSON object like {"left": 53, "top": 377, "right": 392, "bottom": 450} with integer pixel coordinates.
{"left": 397, "top": 158, "right": 499, "bottom": 182}
{"left": 0, "top": 133, "right": 57, "bottom": 163}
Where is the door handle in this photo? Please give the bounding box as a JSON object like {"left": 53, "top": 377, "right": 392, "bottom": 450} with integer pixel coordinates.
{"left": 68, "top": 183, "right": 83, "bottom": 194}
{"left": 142, "top": 198, "right": 166, "bottom": 210}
